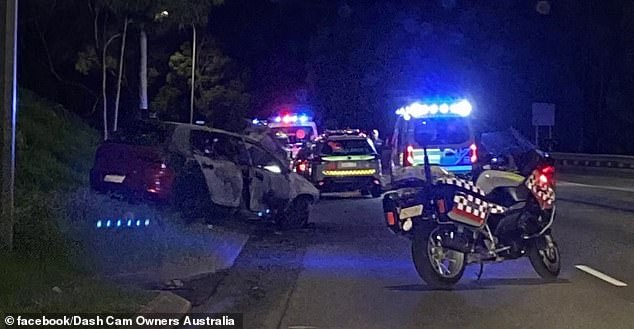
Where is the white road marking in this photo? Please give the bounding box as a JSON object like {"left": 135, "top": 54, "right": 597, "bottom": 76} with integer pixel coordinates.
{"left": 558, "top": 181, "right": 634, "bottom": 193}
{"left": 575, "top": 265, "right": 628, "bottom": 287}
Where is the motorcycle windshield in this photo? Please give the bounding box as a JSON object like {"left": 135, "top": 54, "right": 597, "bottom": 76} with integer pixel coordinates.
{"left": 479, "top": 128, "right": 536, "bottom": 157}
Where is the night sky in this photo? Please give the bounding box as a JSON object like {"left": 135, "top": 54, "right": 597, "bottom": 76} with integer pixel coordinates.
{"left": 16, "top": 0, "right": 634, "bottom": 154}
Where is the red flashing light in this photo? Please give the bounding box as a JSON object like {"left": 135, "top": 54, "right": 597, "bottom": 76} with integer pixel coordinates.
{"left": 541, "top": 165, "right": 555, "bottom": 175}
{"left": 539, "top": 165, "right": 555, "bottom": 186}
{"left": 469, "top": 143, "right": 478, "bottom": 163}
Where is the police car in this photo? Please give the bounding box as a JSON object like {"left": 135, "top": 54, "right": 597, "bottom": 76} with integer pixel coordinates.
{"left": 297, "top": 129, "right": 383, "bottom": 197}
{"left": 255, "top": 113, "right": 319, "bottom": 159}
{"left": 388, "top": 99, "right": 477, "bottom": 179}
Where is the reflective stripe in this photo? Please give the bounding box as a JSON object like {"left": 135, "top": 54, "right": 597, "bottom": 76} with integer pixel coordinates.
{"left": 322, "top": 169, "right": 377, "bottom": 176}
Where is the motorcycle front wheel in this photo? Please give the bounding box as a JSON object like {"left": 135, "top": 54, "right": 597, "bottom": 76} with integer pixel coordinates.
{"left": 411, "top": 228, "right": 466, "bottom": 289}
{"left": 528, "top": 234, "right": 561, "bottom": 280}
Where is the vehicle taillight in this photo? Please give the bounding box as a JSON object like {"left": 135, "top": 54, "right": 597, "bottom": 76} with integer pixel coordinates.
{"left": 403, "top": 145, "right": 414, "bottom": 167}
{"left": 469, "top": 143, "right": 478, "bottom": 163}
{"left": 147, "top": 162, "right": 169, "bottom": 193}
{"left": 385, "top": 211, "right": 396, "bottom": 226}
{"left": 539, "top": 165, "right": 555, "bottom": 186}
{"left": 298, "top": 162, "right": 307, "bottom": 172}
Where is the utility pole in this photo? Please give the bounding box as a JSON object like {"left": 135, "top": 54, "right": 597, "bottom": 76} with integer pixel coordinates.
{"left": 189, "top": 24, "right": 196, "bottom": 125}
{"left": 139, "top": 27, "right": 148, "bottom": 118}
{"left": 0, "top": 0, "right": 18, "bottom": 251}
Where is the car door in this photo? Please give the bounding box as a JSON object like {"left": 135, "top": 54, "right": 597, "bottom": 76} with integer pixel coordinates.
{"left": 190, "top": 129, "right": 244, "bottom": 208}
{"left": 245, "top": 141, "right": 292, "bottom": 211}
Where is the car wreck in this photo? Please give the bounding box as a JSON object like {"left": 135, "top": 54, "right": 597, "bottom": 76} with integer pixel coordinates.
{"left": 91, "top": 120, "right": 319, "bottom": 228}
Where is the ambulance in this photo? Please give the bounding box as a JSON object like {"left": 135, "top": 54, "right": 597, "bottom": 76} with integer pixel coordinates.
{"left": 388, "top": 99, "right": 477, "bottom": 179}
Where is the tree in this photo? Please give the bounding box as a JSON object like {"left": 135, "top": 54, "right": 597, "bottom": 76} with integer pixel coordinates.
{"left": 157, "top": 0, "right": 225, "bottom": 123}
{"left": 151, "top": 37, "right": 250, "bottom": 131}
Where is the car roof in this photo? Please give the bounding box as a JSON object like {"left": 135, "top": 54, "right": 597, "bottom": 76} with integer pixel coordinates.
{"left": 165, "top": 121, "right": 259, "bottom": 144}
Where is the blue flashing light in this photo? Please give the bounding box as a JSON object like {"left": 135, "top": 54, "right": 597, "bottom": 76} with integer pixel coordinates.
{"left": 396, "top": 99, "right": 472, "bottom": 118}
{"left": 106, "top": 220, "right": 112, "bottom": 228}
{"left": 252, "top": 118, "right": 260, "bottom": 124}
{"left": 273, "top": 113, "right": 312, "bottom": 124}
{"left": 96, "top": 220, "right": 102, "bottom": 228}
{"left": 136, "top": 220, "right": 141, "bottom": 227}
{"left": 127, "top": 219, "right": 132, "bottom": 227}
{"left": 144, "top": 219, "right": 150, "bottom": 226}
{"left": 450, "top": 100, "right": 472, "bottom": 117}
{"left": 116, "top": 219, "right": 122, "bottom": 228}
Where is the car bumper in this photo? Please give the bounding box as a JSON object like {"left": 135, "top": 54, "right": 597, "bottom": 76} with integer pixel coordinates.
{"left": 90, "top": 168, "right": 173, "bottom": 202}
{"left": 315, "top": 176, "right": 381, "bottom": 192}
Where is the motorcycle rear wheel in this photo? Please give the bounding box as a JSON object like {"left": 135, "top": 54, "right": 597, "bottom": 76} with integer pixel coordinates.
{"left": 412, "top": 228, "right": 466, "bottom": 289}
{"left": 528, "top": 235, "right": 561, "bottom": 280}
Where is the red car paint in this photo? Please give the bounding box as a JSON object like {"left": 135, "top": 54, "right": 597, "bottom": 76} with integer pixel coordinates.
{"left": 90, "top": 142, "right": 176, "bottom": 202}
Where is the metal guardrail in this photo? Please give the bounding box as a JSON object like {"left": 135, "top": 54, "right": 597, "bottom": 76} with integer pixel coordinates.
{"left": 550, "top": 152, "right": 634, "bottom": 169}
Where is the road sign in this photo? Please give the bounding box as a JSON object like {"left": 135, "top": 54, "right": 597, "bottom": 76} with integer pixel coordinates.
{"left": 532, "top": 103, "right": 555, "bottom": 126}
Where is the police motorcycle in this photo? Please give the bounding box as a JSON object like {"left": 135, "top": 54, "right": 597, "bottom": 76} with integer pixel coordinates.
{"left": 383, "top": 128, "right": 560, "bottom": 288}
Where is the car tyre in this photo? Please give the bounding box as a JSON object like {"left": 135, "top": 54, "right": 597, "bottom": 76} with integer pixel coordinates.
{"left": 370, "top": 185, "right": 382, "bottom": 198}
{"left": 277, "top": 196, "right": 312, "bottom": 230}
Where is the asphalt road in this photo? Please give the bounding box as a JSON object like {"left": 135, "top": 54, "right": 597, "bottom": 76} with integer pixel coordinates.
{"left": 193, "top": 169, "right": 634, "bottom": 329}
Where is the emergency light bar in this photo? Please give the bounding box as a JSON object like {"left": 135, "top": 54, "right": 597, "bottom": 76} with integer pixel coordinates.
{"left": 272, "top": 114, "right": 311, "bottom": 124}
{"left": 396, "top": 99, "right": 472, "bottom": 120}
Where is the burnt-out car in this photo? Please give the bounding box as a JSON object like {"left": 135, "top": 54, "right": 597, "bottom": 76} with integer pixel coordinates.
{"left": 90, "top": 120, "right": 319, "bottom": 228}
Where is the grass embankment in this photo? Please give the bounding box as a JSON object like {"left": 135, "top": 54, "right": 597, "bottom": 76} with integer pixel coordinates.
{"left": 0, "top": 90, "right": 154, "bottom": 313}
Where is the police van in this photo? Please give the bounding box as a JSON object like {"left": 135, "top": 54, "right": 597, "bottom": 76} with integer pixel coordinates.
{"left": 388, "top": 99, "right": 477, "bottom": 180}
{"left": 266, "top": 113, "right": 319, "bottom": 159}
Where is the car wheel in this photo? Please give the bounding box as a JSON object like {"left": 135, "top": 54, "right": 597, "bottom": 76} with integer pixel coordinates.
{"left": 370, "top": 185, "right": 382, "bottom": 198}
{"left": 277, "top": 196, "right": 312, "bottom": 230}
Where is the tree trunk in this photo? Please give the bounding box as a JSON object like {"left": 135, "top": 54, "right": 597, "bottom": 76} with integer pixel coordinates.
{"left": 102, "top": 34, "right": 120, "bottom": 141}
{"left": 189, "top": 24, "right": 197, "bottom": 124}
{"left": 139, "top": 27, "right": 148, "bottom": 117}
{"left": 113, "top": 17, "right": 129, "bottom": 132}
